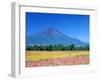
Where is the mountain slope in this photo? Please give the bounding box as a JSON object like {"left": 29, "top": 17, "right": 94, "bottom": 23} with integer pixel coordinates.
{"left": 26, "top": 28, "right": 88, "bottom": 46}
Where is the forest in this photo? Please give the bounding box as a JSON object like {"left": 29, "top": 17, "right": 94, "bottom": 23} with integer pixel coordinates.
{"left": 26, "top": 44, "right": 89, "bottom": 51}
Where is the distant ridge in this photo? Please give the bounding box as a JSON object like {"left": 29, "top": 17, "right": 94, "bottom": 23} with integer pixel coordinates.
{"left": 26, "top": 27, "right": 88, "bottom": 46}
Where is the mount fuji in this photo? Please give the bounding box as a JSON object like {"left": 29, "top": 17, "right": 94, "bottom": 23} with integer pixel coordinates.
{"left": 26, "top": 27, "right": 88, "bottom": 46}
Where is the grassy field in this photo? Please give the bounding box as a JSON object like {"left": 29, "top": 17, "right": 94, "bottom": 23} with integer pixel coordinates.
{"left": 26, "top": 51, "right": 89, "bottom": 67}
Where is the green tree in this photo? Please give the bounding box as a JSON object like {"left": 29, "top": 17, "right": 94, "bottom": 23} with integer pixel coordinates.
{"left": 70, "top": 44, "right": 75, "bottom": 50}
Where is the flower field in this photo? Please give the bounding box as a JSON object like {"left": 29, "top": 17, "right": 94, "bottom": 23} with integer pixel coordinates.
{"left": 26, "top": 51, "right": 89, "bottom": 67}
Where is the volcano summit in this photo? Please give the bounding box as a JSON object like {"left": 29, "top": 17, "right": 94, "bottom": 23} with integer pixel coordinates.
{"left": 26, "top": 27, "right": 88, "bottom": 46}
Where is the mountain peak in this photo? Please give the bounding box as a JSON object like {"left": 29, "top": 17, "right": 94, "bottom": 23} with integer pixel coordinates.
{"left": 46, "top": 27, "right": 56, "bottom": 31}
{"left": 26, "top": 27, "right": 88, "bottom": 46}
{"left": 44, "top": 27, "right": 57, "bottom": 35}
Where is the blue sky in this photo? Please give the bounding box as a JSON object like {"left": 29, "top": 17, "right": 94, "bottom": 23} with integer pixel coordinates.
{"left": 26, "top": 12, "right": 89, "bottom": 43}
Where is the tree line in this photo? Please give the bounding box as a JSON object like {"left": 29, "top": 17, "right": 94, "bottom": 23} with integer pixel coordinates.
{"left": 26, "top": 44, "right": 89, "bottom": 51}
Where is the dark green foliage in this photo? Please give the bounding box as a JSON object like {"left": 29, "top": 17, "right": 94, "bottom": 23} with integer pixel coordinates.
{"left": 26, "top": 44, "right": 89, "bottom": 51}
{"left": 71, "top": 44, "right": 75, "bottom": 50}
